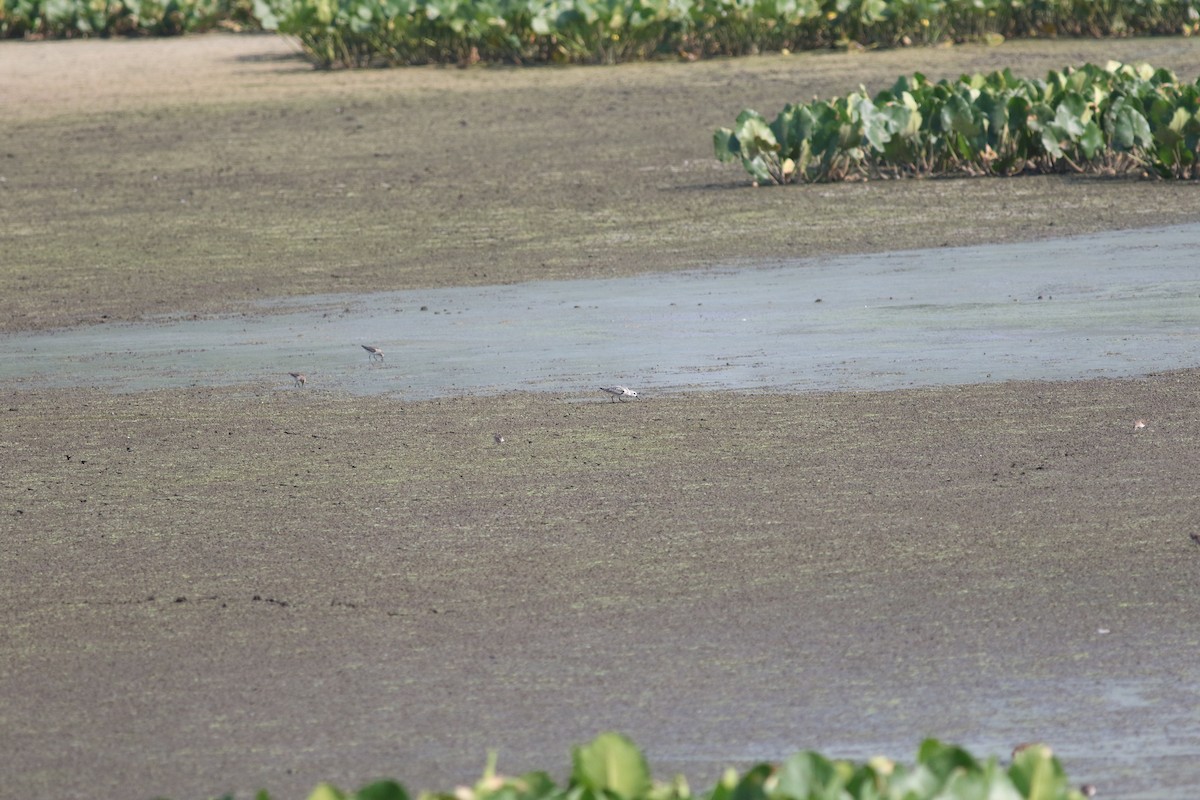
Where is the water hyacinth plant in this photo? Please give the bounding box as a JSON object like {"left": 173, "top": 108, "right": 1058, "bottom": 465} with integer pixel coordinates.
{"left": 0, "top": 0, "right": 256, "bottom": 36}
{"left": 7, "top": 0, "right": 1200, "bottom": 59}
{"left": 714, "top": 61, "right": 1200, "bottom": 182}
{"left": 244, "top": 0, "right": 1200, "bottom": 67}
{"left": 217, "top": 732, "right": 1099, "bottom": 800}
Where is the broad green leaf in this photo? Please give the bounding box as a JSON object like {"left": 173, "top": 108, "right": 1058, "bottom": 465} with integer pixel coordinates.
{"left": 729, "top": 763, "right": 771, "bottom": 800}
{"left": 1168, "top": 106, "right": 1193, "bottom": 134}
{"left": 1039, "top": 126, "right": 1066, "bottom": 159}
{"left": 570, "top": 733, "right": 650, "bottom": 800}
{"left": 251, "top": 0, "right": 279, "bottom": 29}
{"left": 1008, "top": 744, "right": 1070, "bottom": 800}
{"left": 795, "top": 139, "right": 814, "bottom": 181}
{"left": 645, "top": 773, "right": 691, "bottom": 800}
{"left": 858, "top": 0, "right": 886, "bottom": 23}
{"left": 1052, "top": 93, "right": 1089, "bottom": 138}
{"left": 896, "top": 104, "right": 923, "bottom": 138}
{"left": 773, "top": 751, "right": 846, "bottom": 799}
{"left": 1152, "top": 144, "right": 1178, "bottom": 173}
{"left": 845, "top": 757, "right": 903, "bottom": 800}
{"left": 791, "top": 104, "right": 823, "bottom": 146}
{"left": 855, "top": 97, "right": 893, "bottom": 152}
{"left": 885, "top": 763, "right": 940, "bottom": 797}
{"left": 939, "top": 93, "right": 980, "bottom": 138}
{"left": 741, "top": 153, "right": 776, "bottom": 185}
{"left": 713, "top": 127, "right": 739, "bottom": 162}
{"left": 354, "top": 780, "right": 409, "bottom": 800}
{"left": 1108, "top": 102, "right": 1153, "bottom": 150}
{"left": 308, "top": 784, "right": 348, "bottom": 800}
{"left": 707, "top": 766, "right": 739, "bottom": 800}
{"left": 975, "top": 90, "right": 1010, "bottom": 146}
{"left": 1079, "top": 121, "right": 1104, "bottom": 160}
{"left": 520, "top": 772, "right": 561, "bottom": 800}
{"left": 916, "top": 738, "right": 979, "bottom": 779}
{"left": 940, "top": 765, "right": 1023, "bottom": 800}
{"left": 733, "top": 111, "right": 780, "bottom": 157}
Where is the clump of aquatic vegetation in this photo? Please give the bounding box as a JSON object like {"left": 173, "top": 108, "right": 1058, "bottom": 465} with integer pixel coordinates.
{"left": 0, "top": 0, "right": 258, "bottom": 37}
{"left": 248, "top": 0, "right": 1200, "bottom": 67}
{"left": 7, "top": 0, "right": 1200, "bottom": 63}
{"left": 204, "top": 732, "right": 1097, "bottom": 800}
{"left": 715, "top": 61, "right": 1200, "bottom": 183}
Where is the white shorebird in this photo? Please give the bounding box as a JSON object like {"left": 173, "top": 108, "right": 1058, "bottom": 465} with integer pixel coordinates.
{"left": 361, "top": 345, "right": 385, "bottom": 362}
{"left": 289, "top": 372, "right": 307, "bottom": 388}
{"left": 600, "top": 386, "right": 639, "bottom": 402}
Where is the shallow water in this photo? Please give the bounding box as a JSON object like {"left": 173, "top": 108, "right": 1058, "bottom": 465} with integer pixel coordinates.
{"left": 3, "top": 223, "right": 1199, "bottom": 398}
{"left": 644, "top": 672, "right": 1200, "bottom": 799}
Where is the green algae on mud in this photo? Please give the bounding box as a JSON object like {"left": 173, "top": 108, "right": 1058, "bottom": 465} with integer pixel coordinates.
{"left": 5, "top": 373, "right": 1200, "bottom": 797}
{"left": 4, "top": 35, "right": 1200, "bottom": 332}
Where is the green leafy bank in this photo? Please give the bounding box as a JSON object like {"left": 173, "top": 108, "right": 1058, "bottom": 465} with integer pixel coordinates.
{"left": 0, "top": 0, "right": 256, "bottom": 36}
{"left": 248, "top": 0, "right": 1200, "bottom": 67}
{"left": 206, "top": 732, "right": 1098, "bottom": 800}
{"left": 6, "top": 0, "right": 1200, "bottom": 61}
{"left": 716, "top": 61, "right": 1200, "bottom": 183}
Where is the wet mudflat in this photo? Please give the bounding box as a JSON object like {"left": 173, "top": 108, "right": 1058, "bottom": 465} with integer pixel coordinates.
{"left": 6, "top": 36, "right": 1200, "bottom": 334}
{"left": 5, "top": 374, "right": 1200, "bottom": 800}
{"left": 4, "top": 32, "right": 1200, "bottom": 800}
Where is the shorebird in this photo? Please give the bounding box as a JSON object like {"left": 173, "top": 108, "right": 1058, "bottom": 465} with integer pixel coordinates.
{"left": 493, "top": 433, "right": 505, "bottom": 444}
{"left": 289, "top": 372, "right": 307, "bottom": 388}
{"left": 1134, "top": 418, "right": 1147, "bottom": 430}
{"left": 600, "top": 386, "right": 638, "bottom": 402}
{"left": 361, "top": 345, "right": 385, "bottom": 362}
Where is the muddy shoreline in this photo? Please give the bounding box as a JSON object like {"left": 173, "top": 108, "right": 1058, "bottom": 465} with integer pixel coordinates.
{"left": 6, "top": 376, "right": 1200, "bottom": 799}
{"left": 5, "top": 35, "right": 1200, "bottom": 333}
{"left": 3, "top": 33, "right": 1200, "bottom": 800}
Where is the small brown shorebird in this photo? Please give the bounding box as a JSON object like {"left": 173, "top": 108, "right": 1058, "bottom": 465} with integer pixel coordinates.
{"left": 289, "top": 372, "right": 307, "bottom": 388}
{"left": 600, "top": 385, "right": 638, "bottom": 402}
{"left": 361, "top": 345, "right": 385, "bottom": 362}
